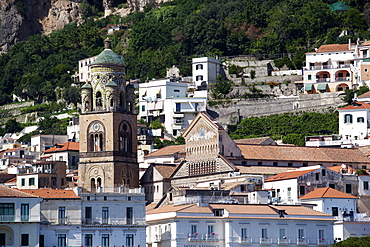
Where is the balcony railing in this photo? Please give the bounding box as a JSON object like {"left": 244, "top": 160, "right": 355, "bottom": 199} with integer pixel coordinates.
{"left": 0, "top": 215, "right": 15, "bottom": 222}
{"left": 260, "top": 237, "right": 272, "bottom": 245}
{"left": 335, "top": 77, "right": 350, "bottom": 81}
{"left": 21, "top": 215, "right": 30, "bottom": 222}
{"left": 316, "top": 78, "right": 330, "bottom": 82}
{"left": 308, "top": 64, "right": 351, "bottom": 70}
{"left": 188, "top": 233, "right": 201, "bottom": 241}
{"left": 205, "top": 233, "right": 219, "bottom": 241}
{"left": 102, "top": 218, "right": 109, "bottom": 224}
{"left": 297, "top": 238, "right": 308, "bottom": 245}
{"left": 58, "top": 218, "right": 67, "bottom": 224}
{"left": 277, "top": 238, "right": 290, "bottom": 245}
{"left": 318, "top": 239, "right": 329, "bottom": 246}
{"left": 239, "top": 236, "right": 252, "bottom": 244}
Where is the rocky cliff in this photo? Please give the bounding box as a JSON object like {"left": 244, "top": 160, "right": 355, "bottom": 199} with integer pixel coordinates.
{"left": 0, "top": 0, "right": 84, "bottom": 53}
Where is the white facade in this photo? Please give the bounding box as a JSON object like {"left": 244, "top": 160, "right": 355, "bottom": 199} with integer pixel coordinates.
{"left": 138, "top": 79, "right": 207, "bottom": 136}
{"left": 192, "top": 57, "right": 222, "bottom": 87}
{"left": 333, "top": 221, "right": 370, "bottom": 242}
{"left": 78, "top": 56, "right": 98, "bottom": 83}
{"left": 359, "top": 175, "right": 370, "bottom": 196}
{"left": 0, "top": 186, "right": 42, "bottom": 247}
{"left": 31, "top": 134, "right": 69, "bottom": 158}
{"left": 338, "top": 104, "right": 370, "bottom": 143}
{"left": 146, "top": 203, "right": 335, "bottom": 247}
{"left": 300, "top": 197, "right": 357, "bottom": 217}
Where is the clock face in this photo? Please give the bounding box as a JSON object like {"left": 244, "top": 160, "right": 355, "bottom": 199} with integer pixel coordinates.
{"left": 93, "top": 123, "right": 100, "bottom": 131}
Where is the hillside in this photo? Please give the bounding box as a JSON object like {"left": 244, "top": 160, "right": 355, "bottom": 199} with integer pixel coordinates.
{"left": 0, "top": 0, "right": 369, "bottom": 107}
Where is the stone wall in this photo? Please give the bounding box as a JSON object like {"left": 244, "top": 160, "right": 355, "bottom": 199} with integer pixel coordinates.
{"left": 0, "top": 101, "right": 34, "bottom": 111}
{"left": 207, "top": 93, "right": 345, "bottom": 127}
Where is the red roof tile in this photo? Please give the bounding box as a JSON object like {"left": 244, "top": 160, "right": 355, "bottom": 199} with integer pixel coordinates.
{"left": 44, "top": 142, "right": 79, "bottom": 153}
{"left": 338, "top": 102, "right": 370, "bottom": 110}
{"left": 317, "top": 44, "right": 353, "bottom": 52}
{"left": 358, "top": 91, "right": 370, "bottom": 98}
{"left": 300, "top": 187, "right": 358, "bottom": 200}
{"left": 145, "top": 145, "right": 185, "bottom": 157}
{"left": 0, "top": 185, "right": 38, "bottom": 198}
{"left": 264, "top": 169, "right": 318, "bottom": 182}
{"left": 154, "top": 164, "right": 178, "bottom": 178}
{"left": 21, "top": 188, "right": 80, "bottom": 199}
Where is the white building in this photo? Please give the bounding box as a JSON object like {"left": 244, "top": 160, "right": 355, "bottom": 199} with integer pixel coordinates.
{"left": 303, "top": 43, "right": 355, "bottom": 93}
{"left": 138, "top": 78, "right": 207, "bottom": 136}
{"left": 0, "top": 185, "right": 42, "bottom": 247}
{"left": 78, "top": 55, "right": 98, "bottom": 83}
{"left": 192, "top": 57, "right": 222, "bottom": 88}
{"left": 146, "top": 202, "right": 335, "bottom": 247}
{"left": 21, "top": 187, "right": 147, "bottom": 247}
{"left": 31, "top": 134, "right": 69, "bottom": 159}
{"left": 42, "top": 141, "right": 79, "bottom": 171}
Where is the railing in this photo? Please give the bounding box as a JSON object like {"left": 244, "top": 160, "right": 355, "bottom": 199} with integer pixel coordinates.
{"left": 277, "top": 238, "right": 290, "bottom": 245}
{"left": 205, "top": 233, "right": 219, "bottom": 241}
{"left": 102, "top": 218, "right": 109, "bottom": 224}
{"left": 81, "top": 217, "right": 144, "bottom": 225}
{"left": 335, "top": 77, "right": 350, "bottom": 81}
{"left": 316, "top": 78, "right": 330, "bottom": 82}
{"left": 318, "top": 238, "right": 329, "bottom": 245}
{"left": 0, "top": 215, "right": 15, "bottom": 222}
{"left": 58, "top": 218, "right": 67, "bottom": 224}
{"left": 239, "top": 236, "right": 252, "bottom": 244}
{"left": 260, "top": 237, "right": 272, "bottom": 244}
{"left": 297, "top": 238, "right": 307, "bottom": 245}
{"left": 21, "top": 215, "right": 30, "bottom": 222}
{"left": 308, "top": 64, "right": 351, "bottom": 70}
{"left": 188, "top": 233, "right": 201, "bottom": 241}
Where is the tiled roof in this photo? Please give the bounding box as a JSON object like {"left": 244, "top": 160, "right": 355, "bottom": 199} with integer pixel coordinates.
{"left": 270, "top": 205, "right": 330, "bottom": 216}
{"left": 300, "top": 187, "right": 358, "bottom": 200}
{"left": 264, "top": 169, "right": 318, "bottom": 182}
{"left": 358, "top": 91, "right": 370, "bottom": 98}
{"left": 44, "top": 142, "right": 79, "bottom": 153}
{"left": 317, "top": 44, "right": 353, "bottom": 52}
{"left": 145, "top": 145, "right": 185, "bottom": 157}
{"left": 4, "top": 177, "right": 16, "bottom": 184}
{"left": 147, "top": 203, "right": 202, "bottom": 214}
{"left": 237, "top": 144, "right": 370, "bottom": 164}
{"left": 360, "top": 41, "right": 370, "bottom": 46}
{"left": 0, "top": 185, "right": 38, "bottom": 198}
{"left": 154, "top": 164, "right": 178, "bottom": 178}
{"left": 338, "top": 102, "right": 370, "bottom": 110}
{"left": 234, "top": 137, "right": 276, "bottom": 145}
{"left": 327, "top": 165, "right": 356, "bottom": 174}
{"left": 237, "top": 166, "right": 295, "bottom": 175}
{"left": 4, "top": 147, "right": 21, "bottom": 153}
{"left": 21, "top": 188, "right": 80, "bottom": 199}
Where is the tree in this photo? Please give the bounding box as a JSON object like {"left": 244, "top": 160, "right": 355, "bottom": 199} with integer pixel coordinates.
{"left": 343, "top": 89, "right": 355, "bottom": 105}
{"left": 63, "top": 87, "right": 80, "bottom": 105}
{"left": 5, "top": 119, "right": 22, "bottom": 133}
{"left": 331, "top": 236, "right": 370, "bottom": 246}
{"left": 210, "top": 76, "right": 233, "bottom": 99}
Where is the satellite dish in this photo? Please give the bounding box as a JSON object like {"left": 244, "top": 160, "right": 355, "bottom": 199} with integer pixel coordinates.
{"left": 306, "top": 182, "right": 311, "bottom": 186}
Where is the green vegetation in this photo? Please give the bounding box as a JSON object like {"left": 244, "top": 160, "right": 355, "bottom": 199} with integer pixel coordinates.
{"left": 229, "top": 110, "right": 339, "bottom": 146}
{"left": 154, "top": 136, "right": 186, "bottom": 149}
{"left": 331, "top": 236, "right": 370, "bottom": 247}
{"left": 210, "top": 76, "right": 233, "bottom": 99}
{"left": 342, "top": 84, "right": 369, "bottom": 105}
{"left": 228, "top": 64, "right": 244, "bottom": 75}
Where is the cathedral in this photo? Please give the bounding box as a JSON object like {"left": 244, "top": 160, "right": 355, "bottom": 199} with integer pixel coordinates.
{"left": 78, "top": 38, "right": 139, "bottom": 191}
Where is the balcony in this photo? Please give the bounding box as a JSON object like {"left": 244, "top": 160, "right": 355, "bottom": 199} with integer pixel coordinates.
{"left": 335, "top": 77, "right": 350, "bottom": 82}
{"left": 58, "top": 218, "right": 68, "bottom": 225}
{"left": 259, "top": 237, "right": 271, "bottom": 245}
{"left": 21, "top": 215, "right": 30, "bottom": 222}
{"left": 205, "top": 233, "right": 219, "bottom": 241}
{"left": 188, "top": 233, "right": 201, "bottom": 241}
{"left": 317, "top": 239, "right": 329, "bottom": 246}
{"left": 277, "top": 238, "right": 290, "bottom": 245}
{"left": 297, "top": 238, "right": 308, "bottom": 245}
{"left": 239, "top": 236, "right": 252, "bottom": 244}
{"left": 102, "top": 218, "right": 109, "bottom": 224}
{"left": 0, "top": 215, "right": 14, "bottom": 222}
{"left": 308, "top": 64, "right": 351, "bottom": 70}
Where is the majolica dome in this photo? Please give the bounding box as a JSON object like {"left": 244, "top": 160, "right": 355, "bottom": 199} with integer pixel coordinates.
{"left": 91, "top": 38, "right": 125, "bottom": 66}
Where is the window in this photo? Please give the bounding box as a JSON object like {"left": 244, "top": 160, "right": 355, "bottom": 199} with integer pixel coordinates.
{"left": 365, "top": 69, "right": 368, "bottom": 73}
{"left": 141, "top": 105, "right": 145, "bottom": 112}
{"left": 308, "top": 75, "right": 312, "bottom": 80}
{"left": 364, "top": 181, "right": 369, "bottom": 190}
{"left": 21, "top": 204, "right": 29, "bottom": 222}
{"left": 315, "top": 173, "right": 319, "bottom": 180}
{"left": 288, "top": 163, "right": 293, "bottom": 167}
{"left": 261, "top": 228, "right": 268, "bottom": 239}
{"left": 319, "top": 229, "right": 325, "bottom": 241}
{"left": 213, "top": 209, "right": 224, "bottom": 216}
{"left": 29, "top": 178, "right": 35, "bottom": 186}
{"left": 191, "top": 225, "right": 197, "bottom": 234}
{"left": 21, "top": 234, "right": 29, "bottom": 246}
{"left": 298, "top": 229, "right": 304, "bottom": 239}
{"left": 194, "top": 103, "right": 199, "bottom": 111}
{"left": 258, "top": 162, "right": 263, "bottom": 166}
{"left": 299, "top": 186, "right": 305, "bottom": 196}
{"left": 322, "top": 169, "right": 326, "bottom": 176}
{"left": 58, "top": 207, "right": 66, "bottom": 224}
{"left": 126, "top": 207, "right": 133, "bottom": 224}
{"left": 364, "top": 50, "right": 368, "bottom": 57}
{"left": 287, "top": 187, "right": 291, "bottom": 200}
{"left": 332, "top": 207, "right": 339, "bottom": 216}
{"left": 329, "top": 183, "right": 335, "bottom": 189}
{"left": 58, "top": 234, "right": 66, "bottom": 247}
{"left": 279, "top": 228, "right": 286, "bottom": 239}
{"left": 175, "top": 103, "right": 181, "bottom": 112}
{"left": 85, "top": 207, "right": 92, "bottom": 224}
{"left": 240, "top": 184, "right": 246, "bottom": 192}
{"left": 102, "top": 207, "right": 109, "bottom": 224}
{"left": 126, "top": 234, "right": 134, "bottom": 247}
{"left": 85, "top": 234, "right": 93, "bottom": 247}
{"left": 174, "top": 89, "right": 180, "bottom": 92}
{"left": 344, "top": 114, "right": 353, "bottom": 123}
{"left": 357, "top": 117, "right": 365, "bottom": 123}
{"left": 101, "top": 234, "right": 109, "bottom": 247}
{"left": 273, "top": 162, "right": 278, "bottom": 166}
{"left": 303, "top": 163, "right": 308, "bottom": 167}
{"left": 0, "top": 203, "right": 14, "bottom": 221}
{"left": 21, "top": 178, "right": 26, "bottom": 186}
{"left": 196, "top": 64, "right": 203, "bottom": 70}
{"left": 346, "top": 184, "right": 352, "bottom": 193}
{"left": 241, "top": 228, "right": 248, "bottom": 240}
{"left": 196, "top": 75, "right": 204, "bottom": 81}
{"left": 207, "top": 225, "right": 214, "bottom": 235}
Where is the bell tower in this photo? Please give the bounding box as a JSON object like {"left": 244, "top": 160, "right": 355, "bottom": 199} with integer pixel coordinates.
{"left": 78, "top": 38, "right": 138, "bottom": 191}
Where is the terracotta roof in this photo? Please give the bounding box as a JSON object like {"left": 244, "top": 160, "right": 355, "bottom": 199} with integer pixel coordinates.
{"left": 358, "top": 145, "right": 370, "bottom": 156}
{"left": 317, "top": 44, "right": 353, "bottom": 52}
{"left": 338, "top": 102, "right": 370, "bottom": 110}
{"left": 234, "top": 137, "right": 276, "bottom": 145}
{"left": 360, "top": 41, "right": 370, "bottom": 46}
{"left": 44, "top": 142, "right": 79, "bottom": 153}
{"left": 4, "top": 177, "right": 16, "bottom": 183}
{"left": 237, "top": 144, "right": 370, "bottom": 164}
{"left": 21, "top": 188, "right": 80, "bottom": 199}
{"left": 154, "top": 164, "right": 178, "bottom": 178}
{"left": 147, "top": 203, "right": 203, "bottom": 214}
{"left": 264, "top": 169, "right": 318, "bottom": 182}
{"left": 269, "top": 205, "right": 331, "bottom": 216}
{"left": 300, "top": 187, "right": 358, "bottom": 200}
{"left": 327, "top": 165, "right": 356, "bottom": 174}
{"left": 145, "top": 145, "right": 185, "bottom": 157}
{"left": 237, "top": 166, "right": 295, "bottom": 175}
{"left": 358, "top": 91, "right": 370, "bottom": 98}
{"left": 0, "top": 185, "right": 38, "bottom": 198}
{"left": 4, "top": 147, "right": 21, "bottom": 153}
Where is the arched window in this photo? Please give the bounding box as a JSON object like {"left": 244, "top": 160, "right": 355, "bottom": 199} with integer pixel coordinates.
{"left": 88, "top": 122, "right": 105, "bottom": 152}
{"left": 97, "top": 177, "right": 102, "bottom": 188}
{"left": 196, "top": 64, "right": 203, "bottom": 70}
{"left": 96, "top": 91, "right": 102, "bottom": 107}
{"left": 91, "top": 178, "right": 96, "bottom": 192}
{"left": 120, "top": 122, "right": 132, "bottom": 154}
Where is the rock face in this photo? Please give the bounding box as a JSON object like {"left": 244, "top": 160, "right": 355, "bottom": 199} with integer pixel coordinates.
{"left": 0, "top": 0, "right": 84, "bottom": 53}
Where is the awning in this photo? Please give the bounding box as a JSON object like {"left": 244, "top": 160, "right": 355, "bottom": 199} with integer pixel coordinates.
{"left": 317, "top": 83, "right": 328, "bottom": 90}
{"left": 304, "top": 84, "right": 313, "bottom": 91}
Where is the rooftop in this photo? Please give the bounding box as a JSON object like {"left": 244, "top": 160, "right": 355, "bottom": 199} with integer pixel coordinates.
{"left": 21, "top": 188, "right": 80, "bottom": 199}
{"left": 300, "top": 187, "right": 358, "bottom": 200}
{"left": 264, "top": 169, "right": 318, "bottom": 182}
{"left": 0, "top": 185, "right": 38, "bottom": 198}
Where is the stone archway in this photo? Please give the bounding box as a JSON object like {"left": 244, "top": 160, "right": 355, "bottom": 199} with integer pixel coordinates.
{"left": 0, "top": 225, "right": 14, "bottom": 246}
